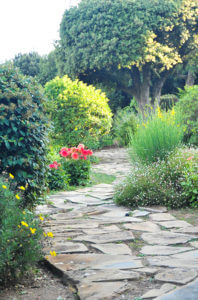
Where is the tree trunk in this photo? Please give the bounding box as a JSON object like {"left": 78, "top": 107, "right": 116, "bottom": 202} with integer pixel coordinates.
{"left": 131, "top": 64, "right": 151, "bottom": 114}
{"left": 185, "top": 70, "right": 195, "bottom": 86}
{"left": 151, "top": 70, "right": 170, "bottom": 108}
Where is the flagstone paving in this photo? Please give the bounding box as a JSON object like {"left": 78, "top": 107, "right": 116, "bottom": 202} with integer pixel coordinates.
{"left": 37, "top": 148, "right": 198, "bottom": 299}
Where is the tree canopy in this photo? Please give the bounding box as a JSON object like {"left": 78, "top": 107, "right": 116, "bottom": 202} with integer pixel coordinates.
{"left": 57, "top": 0, "right": 198, "bottom": 111}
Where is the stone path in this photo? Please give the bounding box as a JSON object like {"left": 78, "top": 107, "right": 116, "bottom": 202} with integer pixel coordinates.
{"left": 37, "top": 148, "right": 198, "bottom": 300}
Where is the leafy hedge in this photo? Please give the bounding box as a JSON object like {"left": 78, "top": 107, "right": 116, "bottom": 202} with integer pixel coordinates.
{"left": 0, "top": 65, "right": 48, "bottom": 207}
{"left": 44, "top": 75, "right": 112, "bottom": 146}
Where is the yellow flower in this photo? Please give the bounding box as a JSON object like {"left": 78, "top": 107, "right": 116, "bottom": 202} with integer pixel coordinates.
{"left": 16, "top": 194, "right": 20, "bottom": 200}
{"left": 30, "top": 227, "right": 36, "bottom": 234}
{"left": 43, "top": 232, "right": 47, "bottom": 237}
{"left": 22, "top": 211, "right": 26, "bottom": 215}
{"left": 170, "top": 108, "right": 175, "bottom": 116}
{"left": 21, "top": 221, "right": 28, "bottom": 227}
{"left": 19, "top": 186, "right": 25, "bottom": 190}
{"left": 47, "top": 232, "right": 54, "bottom": 238}
{"left": 50, "top": 251, "right": 57, "bottom": 257}
{"left": 18, "top": 225, "right": 21, "bottom": 228}
{"left": 39, "top": 216, "right": 44, "bottom": 221}
{"left": 9, "top": 173, "right": 14, "bottom": 179}
{"left": 2, "top": 185, "right": 7, "bottom": 189}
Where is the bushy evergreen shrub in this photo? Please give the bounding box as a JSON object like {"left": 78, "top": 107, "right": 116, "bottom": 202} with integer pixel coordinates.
{"left": 0, "top": 65, "right": 48, "bottom": 207}
{"left": 113, "top": 104, "right": 138, "bottom": 146}
{"left": 44, "top": 75, "right": 112, "bottom": 146}
{"left": 175, "top": 85, "right": 198, "bottom": 145}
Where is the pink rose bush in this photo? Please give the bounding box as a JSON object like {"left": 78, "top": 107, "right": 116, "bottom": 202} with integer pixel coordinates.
{"left": 48, "top": 144, "right": 93, "bottom": 187}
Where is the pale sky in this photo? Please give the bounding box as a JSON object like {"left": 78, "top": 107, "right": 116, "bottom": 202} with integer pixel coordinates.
{"left": 0, "top": 0, "right": 80, "bottom": 63}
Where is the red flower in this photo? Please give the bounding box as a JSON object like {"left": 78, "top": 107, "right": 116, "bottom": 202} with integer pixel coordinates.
{"left": 49, "top": 161, "right": 60, "bottom": 169}
{"left": 78, "top": 144, "right": 85, "bottom": 150}
{"left": 72, "top": 152, "right": 79, "bottom": 160}
{"left": 187, "top": 156, "right": 193, "bottom": 161}
{"left": 87, "top": 149, "right": 93, "bottom": 156}
{"left": 60, "top": 147, "right": 69, "bottom": 157}
{"left": 83, "top": 155, "right": 87, "bottom": 160}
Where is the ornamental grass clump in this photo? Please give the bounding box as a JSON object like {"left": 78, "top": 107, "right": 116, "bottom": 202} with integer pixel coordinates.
{"left": 130, "top": 107, "right": 184, "bottom": 164}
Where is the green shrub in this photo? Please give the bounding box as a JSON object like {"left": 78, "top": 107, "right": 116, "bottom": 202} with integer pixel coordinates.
{"left": 0, "top": 175, "right": 43, "bottom": 285}
{"left": 45, "top": 76, "right": 113, "bottom": 146}
{"left": 160, "top": 94, "right": 178, "bottom": 111}
{"left": 175, "top": 85, "right": 198, "bottom": 145}
{"left": 114, "top": 147, "right": 198, "bottom": 209}
{"left": 113, "top": 104, "right": 138, "bottom": 146}
{"left": 0, "top": 65, "right": 48, "bottom": 207}
{"left": 62, "top": 159, "right": 91, "bottom": 186}
{"left": 47, "top": 167, "right": 70, "bottom": 191}
{"left": 129, "top": 107, "right": 183, "bottom": 163}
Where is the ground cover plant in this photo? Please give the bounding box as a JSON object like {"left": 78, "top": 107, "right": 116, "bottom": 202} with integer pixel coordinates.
{"left": 114, "top": 147, "right": 198, "bottom": 209}
{"left": 44, "top": 75, "right": 112, "bottom": 147}
{"left": 0, "top": 65, "right": 48, "bottom": 207}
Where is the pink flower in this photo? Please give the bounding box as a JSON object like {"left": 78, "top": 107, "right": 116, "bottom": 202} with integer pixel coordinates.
{"left": 49, "top": 161, "right": 60, "bottom": 169}
{"left": 72, "top": 152, "right": 79, "bottom": 160}
{"left": 78, "top": 144, "right": 85, "bottom": 150}
{"left": 187, "top": 156, "right": 193, "bottom": 161}
{"left": 83, "top": 155, "right": 87, "bottom": 160}
{"left": 87, "top": 149, "right": 93, "bottom": 156}
{"left": 60, "top": 147, "right": 69, "bottom": 157}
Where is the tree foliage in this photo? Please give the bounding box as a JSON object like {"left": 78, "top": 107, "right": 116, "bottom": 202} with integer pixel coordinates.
{"left": 13, "top": 52, "right": 41, "bottom": 77}
{"left": 57, "top": 0, "right": 198, "bottom": 111}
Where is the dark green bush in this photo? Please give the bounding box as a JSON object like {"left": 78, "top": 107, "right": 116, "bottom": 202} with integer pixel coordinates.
{"left": 0, "top": 175, "right": 43, "bottom": 285}
{"left": 114, "top": 147, "right": 198, "bottom": 209}
{"left": 47, "top": 167, "right": 70, "bottom": 191}
{"left": 0, "top": 65, "right": 48, "bottom": 207}
{"left": 160, "top": 94, "right": 178, "bottom": 111}
{"left": 44, "top": 75, "right": 112, "bottom": 147}
{"left": 175, "top": 85, "right": 198, "bottom": 145}
{"left": 113, "top": 104, "right": 138, "bottom": 146}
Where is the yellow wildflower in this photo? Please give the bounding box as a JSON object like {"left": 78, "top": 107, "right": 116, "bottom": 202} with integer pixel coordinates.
{"left": 170, "top": 108, "right": 175, "bottom": 116}
{"left": 30, "top": 227, "right": 36, "bottom": 234}
{"left": 39, "top": 216, "right": 44, "bottom": 221}
{"left": 9, "top": 173, "right": 14, "bottom": 179}
{"left": 18, "top": 225, "right": 21, "bottom": 228}
{"left": 43, "top": 232, "right": 47, "bottom": 237}
{"left": 22, "top": 211, "right": 26, "bottom": 215}
{"left": 16, "top": 194, "right": 20, "bottom": 200}
{"left": 19, "top": 186, "right": 25, "bottom": 190}
{"left": 2, "top": 185, "right": 7, "bottom": 189}
{"left": 50, "top": 251, "right": 57, "bottom": 257}
{"left": 21, "top": 221, "right": 28, "bottom": 227}
{"left": 47, "top": 232, "right": 54, "bottom": 238}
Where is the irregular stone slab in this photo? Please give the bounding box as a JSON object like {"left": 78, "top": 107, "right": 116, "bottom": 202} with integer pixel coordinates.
{"left": 172, "top": 249, "right": 198, "bottom": 260}
{"left": 91, "top": 243, "right": 132, "bottom": 255}
{"left": 82, "top": 225, "right": 120, "bottom": 235}
{"left": 90, "top": 216, "right": 143, "bottom": 224}
{"left": 82, "top": 269, "right": 140, "bottom": 282}
{"left": 131, "top": 210, "right": 150, "bottom": 217}
{"left": 97, "top": 207, "right": 131, "bottom": 218}
{"left": 60, "top": 222, "right": 99, "bottom": 229}
{"left": 156, "top": 278, "right": 198, "bottom": 300}
{"left": 140, "top": 245, "right": 193, "bottom": 256}
{"left": 65, "top": 195, "right": 104, "bottom": 206}
{"left": 45, "top": 242, "right": 88, "bottom": 254}
{"left": 74, "top": 231, "right": 134, "bottom": 244}
{"left": 148, "top": 256, "right": 198, "bottom": 269}
{"left": 172, "top": 226, "right": 198, "bottom": 235}
{"left": 155, "top": 268, "right": 197, "bottom": 284}
{"left": 139, "top": 206, "right": 167, "bottom": 213}
{"left": 190, "top": 241, "right": 198, "bottom": 248}
{"left": 135, "top": 267, "right": 159, "bottom": 275}
{"left": 87, "top": 193, "right": 113, "bottom": 200}
{"left": 157, "top": 220, "right": 192, "bottom": 229}
{"left": 47, "top": 254, "right": 143, "bottom": 272}
{"left": 78, "top": 281, "right": 128, "bottom": 300}
{"left": 124, "top": 221, "right": 160, "bottom": 232}
{"left": 142, "top": 283, "right": 176, "bottom": 299}
{"left": 142, "top": 231, "right": 195, "bottom": 245}
{"left": 150, "top": 213, "right": 176, "bottom": 222}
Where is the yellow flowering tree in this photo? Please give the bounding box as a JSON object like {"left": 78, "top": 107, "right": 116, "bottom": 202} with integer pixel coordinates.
{"left": 57, "top": 0, "right": 198, "bottom": 112}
